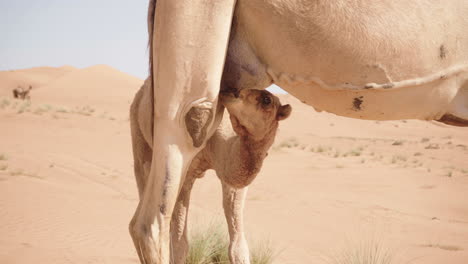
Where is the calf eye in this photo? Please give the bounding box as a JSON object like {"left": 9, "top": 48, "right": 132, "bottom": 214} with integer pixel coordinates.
{"left": 262, "top": 95, "right": 271, "bottom": 106}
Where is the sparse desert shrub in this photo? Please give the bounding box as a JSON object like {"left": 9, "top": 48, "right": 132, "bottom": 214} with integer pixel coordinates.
{"left": 274, "top": 137, "right": 299, "bottom": 150}
{"left": 0, "top": 164, "right": 8, "bottom": 171}
{"left": 17, "top": 101, "right": 31, "bottom": 113}
{"left": 391, "top": 140, "right": 404, "bottom": 146}
{"left": 186, "top": 223, "right": 229, "bottom": 264}
{"left": 186, "top": 222, "right": 275, "bottom": 264}
{"left": 425, "top": 143, "right": 440, "bottom": 150}
{"left": 346, "top": 149, "right": 362, "bottom": 157}
{"left": 0, "top": 98, "right": 10, "bottom": 109}
{"left": 74, "top": 105, "right": 95, "bottom": 116}
{"left": 34, "top": 104, "right": 52, "bottom": 115}
{"left": 391, "top": 155, "right": 406, "bottom": 164}
{"left": 250, "top": 239, "right": 276, "bottom": 264}
{"left": 0, "top": 154, "right": 7, "bottom": 161}
{"left": 56, "top": 107, "right": 70, "bottom": 113}
{"left": 10, "top": 169, "right": 23, "bottom": 176}
{"left": 326, "top": 237, "right": 394, "bottom": 264}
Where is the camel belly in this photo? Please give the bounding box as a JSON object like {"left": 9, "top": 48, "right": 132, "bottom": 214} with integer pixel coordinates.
{"left": 275, "top": 73, "right": 464, "bottom": 120}
{"left": 236, "top": 0, "right": 468, "bottom": 120}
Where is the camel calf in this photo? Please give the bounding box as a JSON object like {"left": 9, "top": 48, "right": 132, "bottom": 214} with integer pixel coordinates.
{"left": 129, "top": 78, "right": 291, "bottom": 264}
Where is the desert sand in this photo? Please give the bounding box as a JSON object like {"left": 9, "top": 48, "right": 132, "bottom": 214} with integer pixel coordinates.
{"left": 1, "top": 65, "right": 467, "bottom": 264}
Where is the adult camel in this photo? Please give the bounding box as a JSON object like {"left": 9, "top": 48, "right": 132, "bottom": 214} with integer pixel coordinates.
{"left": 129, "top": 0, "right": 468, "bottom": 263}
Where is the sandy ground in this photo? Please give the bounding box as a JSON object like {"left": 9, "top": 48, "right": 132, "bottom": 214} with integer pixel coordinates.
{"left": 1, "top": 66, "right": 467, "bottom": 264}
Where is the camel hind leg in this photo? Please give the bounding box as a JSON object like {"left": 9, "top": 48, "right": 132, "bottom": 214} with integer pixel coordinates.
{"left": 129, "top": 84, "right": 154, "bottom": 263}
{"left": 129, "top": 85, "right": 153, "bottom": 199}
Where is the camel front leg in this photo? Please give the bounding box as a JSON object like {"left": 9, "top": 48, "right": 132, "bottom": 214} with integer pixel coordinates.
{"left": 129, "top": 0, "right": 236, "bottom": 263}
{"left": 222, "top": 182, "right": 250, "bottom": 264}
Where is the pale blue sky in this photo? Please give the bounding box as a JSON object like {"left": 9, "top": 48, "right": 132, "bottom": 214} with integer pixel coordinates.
{"left": 1, "top": 0, "right": 148, "bottom": 77}
{"left": 0, "top": 0, "right": 284, "bottom": 92}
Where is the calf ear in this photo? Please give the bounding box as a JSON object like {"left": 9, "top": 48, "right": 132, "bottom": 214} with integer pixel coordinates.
{"left": 276, "top": 104, "right": 292, "bottom": 121}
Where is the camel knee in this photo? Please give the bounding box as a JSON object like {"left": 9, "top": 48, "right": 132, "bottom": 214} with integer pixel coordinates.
{"left": 129, "top": 217, "right": 139, "bottom": 241}
{"left": 129, "top": 214, "right": 150, "bottom": 241}
{"left": 185, "top": 101, "right": 214, "bottom": 148}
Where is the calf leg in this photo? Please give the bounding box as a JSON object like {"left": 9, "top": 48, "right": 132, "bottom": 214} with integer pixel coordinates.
{"left": 170, "top": 176, "right": 196, "bottom": 264}
{"left": 222, "top": 182, "right": 250, "bottom": 264}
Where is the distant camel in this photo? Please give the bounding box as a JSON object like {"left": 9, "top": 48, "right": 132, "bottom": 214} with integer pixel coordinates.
{"left": 13, "top": 85, "right": 32, "bottom": 100}
{"left": 129, "top": 78, "right": 291, "bottom": 263}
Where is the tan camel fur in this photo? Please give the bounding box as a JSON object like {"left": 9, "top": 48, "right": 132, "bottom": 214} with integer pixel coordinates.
{"left": 130, "top": 1, "right": 468, "bottom": 263}
{"left": 130, "top": 78, "right": 291, "bottom": 264}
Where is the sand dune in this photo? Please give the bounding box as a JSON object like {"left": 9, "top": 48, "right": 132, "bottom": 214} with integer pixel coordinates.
{"left": 0, "top": 66, "right": 76, "bottom": 97}
{"left": 0, "top": 65, "right": 467, "bottom": 264}
{"left": 33, "top": 65, "right": 142, "bottom": 116}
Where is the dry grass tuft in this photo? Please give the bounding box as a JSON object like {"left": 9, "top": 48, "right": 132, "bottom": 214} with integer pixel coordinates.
{"left": 250, "top": 239, "right": 276, "bottom": 264}
{"left": 0, "top": 154, "right": 7, "bottom": 161}
{"left": 9, "top": 169, "right": 24, "bottom": 176}
{"left": 17, "top": 101, "right": 31, "bottom": 114}
{"left": 326, "top": 237, "right": 395, "bottom": 264}
{"left": 391, "top": 140, "right": 404, "bottom": 146}
{"left": 0, "top": 98, "right": 11, "bottom": 109}
{"left": 186, "top": 222, "right": 275, "bottom": 264}
{"left": 186, "top": 223, "right": 229, "bottom": 264}
{"left": 273, "top": 137, "right": 300, "bottom": 150}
